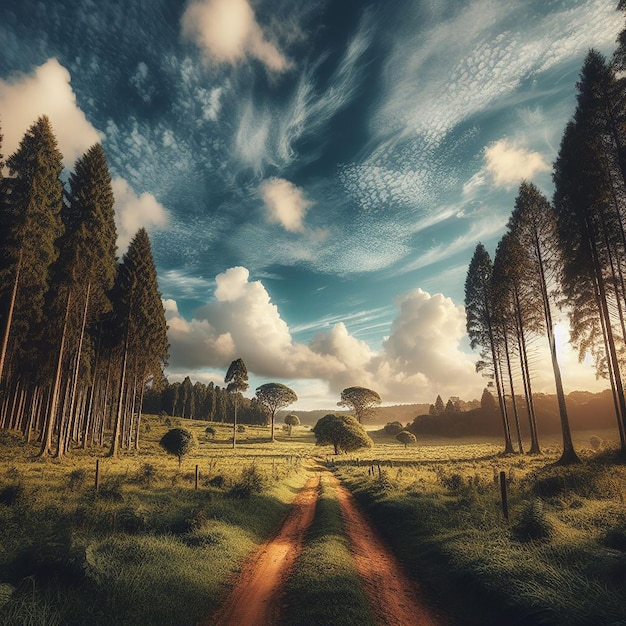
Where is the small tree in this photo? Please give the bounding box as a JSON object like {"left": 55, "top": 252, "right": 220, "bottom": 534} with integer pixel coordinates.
{"left": 312, "top": 414, "right": 373, "bottom": 454}
{"left": 255, "top": 383, "right": 298, "bottom": 442}
{"left": 338, "top": 387, "right": 381, "bottom": 423}
{"left": 225, "top": 358, "right": 248, "bottom": 449}
{"left": 480, "top": 388, "right": 497, "bottom": 412}
{"left": 396, "top": 430, "right": 417, "bottom": 449}
{"left": 284, "top": 414, "right": 300, "bottom": 436}
{"left": 205, "top": 426, "right": 216, "bottom": 439}
{"left": 159, "top": 428, "right": 196, "bottom": 467}
{"left": 384, "top": 421, "right": 404, "bottom": 436}
{"left": 434, "top": 395, "right": 445, "bottom": 415}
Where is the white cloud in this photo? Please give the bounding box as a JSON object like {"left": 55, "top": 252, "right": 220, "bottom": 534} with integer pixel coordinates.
{"left": 484, "top": 138, "right": 550, "bottom": 188}
{"left": 164, "top": 266, "right": 610, "bottom": 408}
{"left": 165, "top": 266, "right": 488, "bottom": 404}
{"left": 260, "top": 177, "right": 312, "bottom": 232}
{"left": 112, "top": 177, "right": 169, "bottom": 252}
{"left": 181, "top": 0, "right": 289, "bottom": 72}
{"left": 0, "top": 58, "right": 103, "bottom": 167}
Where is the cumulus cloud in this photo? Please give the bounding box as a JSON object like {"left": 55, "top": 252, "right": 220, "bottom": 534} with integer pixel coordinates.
{"left": 181, "top": 0, "right": 289, "bottom": 72}
{"left": 484, "top": 139, "right": 550, "bottom": 188}
{"left": 165, "top": 266, "right": 608, "bottom": 407}
{"left": 112, "top": 177, "right": 169, "bottom": 252}
{"left": 260, "top": 177, "right": 312, "bottom": 232}
{"left": 0, "top": 58, "right": 103, "bottom": 167}
{"left": 165, "top": 266, "right": 488, "bottom": 404}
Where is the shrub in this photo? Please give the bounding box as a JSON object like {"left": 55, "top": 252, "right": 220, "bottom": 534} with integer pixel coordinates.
{"left": 205, "top": 426, "right": 216, "bottom": 439}
{"left": 207, "top": 474, "right": 225, "bottom": 488}
{"left": 67, "top": 468, "right": 87, "bottom": 491}
{"left": 439, "top": 471, "right": 464, "bottom": 491}
{"left": 229, "top": 464, "right": 266, "bottom": 499}
{"left": 384, "top": 421, "right": 404, "bottom": 436}
{"left": 159, "top": 428, "right": 196, "bottom": 467}
{"left": 396, "top": 430, "right": 417, "bottom": 448}
{"left": 513, "top": 499, "right": 554, "bottom": 542}
{"left": 237, "top": 424, "right": 246, "bottom": 433}
{"left": 136, "top": 463, "right": 157, "bottom": 487}
{"left": 604, "top": 519, "right": 626, "bottom": 551}
{"left": 0, "top": 484, "right": 23, "bottom": 506}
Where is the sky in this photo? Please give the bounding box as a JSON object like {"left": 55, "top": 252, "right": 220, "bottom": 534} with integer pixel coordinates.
{"left": 0, "top": 0, "right": 623, "bottom": 410}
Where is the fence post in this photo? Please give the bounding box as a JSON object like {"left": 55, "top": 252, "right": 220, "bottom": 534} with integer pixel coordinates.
{"left": 499, "top": 471, "right": 508, "bottom": 520}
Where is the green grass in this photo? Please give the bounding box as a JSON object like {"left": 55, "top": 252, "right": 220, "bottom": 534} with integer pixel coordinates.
{"left": 332, "top": 434, "right": 626, "bottom": 626}
{"left": 279, "top": 475, "right": 376, "bottom": 626}
{"left": 2, "top": 419, "right": 626, "bottom": 624}
{"left": 0, "top": 417, "right": 313, "bottom": 625}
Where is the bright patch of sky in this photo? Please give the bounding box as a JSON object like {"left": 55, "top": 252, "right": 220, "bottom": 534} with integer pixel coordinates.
{"left": 0, "top": 0, "right": 622, "bottom": 408}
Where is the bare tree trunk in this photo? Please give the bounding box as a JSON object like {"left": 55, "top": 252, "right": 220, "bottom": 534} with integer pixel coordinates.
{"left": 109, "top": 318, "right": 131, "bottom": 458}
{"left": 0, "top": 249, "right": 22, "bottom": 390}
{"left": 533, "top": 231, "right": 579, "bottom": 464}
{"left": 503, "top": 327, "right": 524, "bottom": 454}
{"left": 134, "top": 371, "right": 146, "bottom": 450}
{"left": 39, "top": 289, "right": 71, "bottom": 457}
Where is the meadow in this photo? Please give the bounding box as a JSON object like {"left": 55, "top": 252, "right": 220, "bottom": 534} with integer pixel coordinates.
{"left": 0, "top": 416, "right": 625, "bottom": 625}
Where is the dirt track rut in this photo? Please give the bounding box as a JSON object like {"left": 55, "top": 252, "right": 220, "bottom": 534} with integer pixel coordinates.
{"left": 204, "top": 468, "right": 443, "bottom": 626}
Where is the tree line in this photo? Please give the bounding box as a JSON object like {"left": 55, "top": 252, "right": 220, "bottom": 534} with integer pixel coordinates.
{"left": 0, "top": 116, "right": 168, "bottom": 457}
{"left": 465, "top": 15, "right": 626, "bottom": 464}
{"left": 142, "top": 376, "right": 270, "bottom": 425}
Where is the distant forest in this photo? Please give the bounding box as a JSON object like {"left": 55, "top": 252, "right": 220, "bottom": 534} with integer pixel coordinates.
{"left": 142, "top": 376, "right": 269, "bottom": 425}
{"left": 464, "top": 31, "right": 626, "bottom": 463}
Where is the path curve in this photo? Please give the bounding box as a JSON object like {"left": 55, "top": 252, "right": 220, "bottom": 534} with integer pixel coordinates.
{"left": 330, "top": 474, "right": 445, "bottom": 626}
{"left": 202, "top": 474, "right": 320, "bottom": 626}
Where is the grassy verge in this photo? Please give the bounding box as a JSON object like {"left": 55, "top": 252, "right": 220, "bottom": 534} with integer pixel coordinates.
{"left": 279, "top": 475, "right": 376, "bottom": 626}
{"left": 0, "top": 419, "right": 311, "bottom": 625}
{"left": 334, "top": 447, "right": 626, "bottom": 626}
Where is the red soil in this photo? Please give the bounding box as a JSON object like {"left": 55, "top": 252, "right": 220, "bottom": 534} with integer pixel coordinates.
{"left": 202, "top": 475, "right": 320, "bottom": 626}
{"left": 204, "top": 470, "right": 444, "bottom": 626}
{"left": 330, "top": 474, "right": 445, "bottom": 626}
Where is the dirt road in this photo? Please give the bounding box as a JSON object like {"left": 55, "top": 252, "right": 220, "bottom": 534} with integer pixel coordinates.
{"left": 204, "top": 469, "right": 443, "bottom": 626}
{"left": 202, "top": 475, "right": 320, "bottom": 626}
{"left": 330, "top": 474, "right": 443, "bottom": 626}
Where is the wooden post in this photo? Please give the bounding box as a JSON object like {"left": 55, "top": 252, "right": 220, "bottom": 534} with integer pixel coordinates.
{"left": 499, "top": 471, "right": 508, "bottom": 520}
{"left": 95, "top": 459, "right": 100, "bottom": 492}
{"left": 195, "top": 464, "right": 199, "bottom": 490}
{"left": 378, "top": 464, "right": 382, "bottom": 479}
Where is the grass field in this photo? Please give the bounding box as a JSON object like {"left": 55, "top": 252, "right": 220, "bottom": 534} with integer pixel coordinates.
{"left": 1, "top": 416, "right": 625, "bottom": 625}
{"left": 0, "top": 417, "right": 313, "bottom": 625}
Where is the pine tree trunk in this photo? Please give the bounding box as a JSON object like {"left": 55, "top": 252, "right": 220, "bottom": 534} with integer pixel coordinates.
{"left": 533, "top": 231, "right": 579, "bottom": 464}
{"left": 109, "top": 318, "right": 131, "bottom": 458}
{"left": 0, "top": 249, "right": 22, "bottom": 389}
{"left": 134, "top": 372, "right": 146, "bottom": 450}
{"left": 39, "top": 289, "right": 72, "bottom": 457}
{"left": 514, "top": 290, "right": 540, "bottom": 454}
{"left": 503, "top": 327, "right": 524, "bottom": 454}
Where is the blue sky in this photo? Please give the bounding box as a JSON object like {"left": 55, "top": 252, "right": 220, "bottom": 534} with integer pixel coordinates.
{"left": 0, "top": 0, "right": 622, "bottom": 409}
